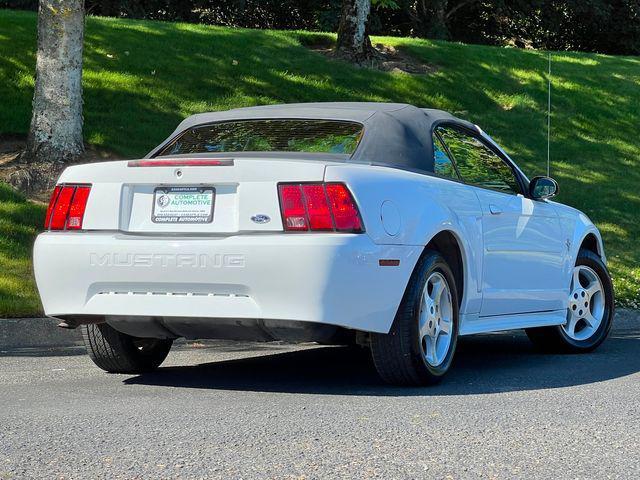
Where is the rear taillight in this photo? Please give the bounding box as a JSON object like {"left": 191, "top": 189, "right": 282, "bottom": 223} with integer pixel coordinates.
{"left": 326, "top": 183, "right": 363, "bottom": 232}
{"left": 278, "top": 184, "right": 308, "bottom": 231}
{"left": 44, "top": 184, "right": 92, "bottom": 231}
{"left": 66, "top": 186, "right": 91, "bottom": 229}
{"left": 44, "top": 185, "right": 61, "bottom": 229}
{"left": 277, "top": 182, "right": 364, "bottom": 233}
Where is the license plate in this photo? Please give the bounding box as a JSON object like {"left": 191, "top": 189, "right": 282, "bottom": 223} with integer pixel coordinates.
{"left": 152, "top": 186, "right": 214, "bottom": 224}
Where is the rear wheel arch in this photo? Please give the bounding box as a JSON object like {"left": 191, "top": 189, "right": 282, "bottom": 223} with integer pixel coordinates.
{"left": 385, "top": 229, "right": 465, "bottom": 336}
{"left": 371, "top": 249, "right": 460, "bottom": 385}
{"left": 424, "top": 230, "right": 465, "bottom": 307}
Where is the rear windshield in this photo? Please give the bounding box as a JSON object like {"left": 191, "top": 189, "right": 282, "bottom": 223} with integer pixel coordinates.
{"left": 158, "top": 119, "right": 364, "bottom": 156}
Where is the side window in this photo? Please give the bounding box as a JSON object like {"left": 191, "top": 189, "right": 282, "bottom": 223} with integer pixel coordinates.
{"left": 432, "top": 134, "right": 460, "bottom": 180}
{"left": 436, "top": 126, "right": 521, "bottom": 194}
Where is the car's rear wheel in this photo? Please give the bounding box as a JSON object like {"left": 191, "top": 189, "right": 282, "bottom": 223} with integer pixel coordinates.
{"left": 81, "top": 323, "right": 173, "bottom": 373}
{"left": 525, "top": 249, "right": 614, "bottom": 352}
{"left": 371, "top": 250, "right": 459, "bottom": 386}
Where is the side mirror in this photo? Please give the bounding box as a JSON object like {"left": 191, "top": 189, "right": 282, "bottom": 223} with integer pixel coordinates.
{"left": 529, "top": 176, "right": 559, "bottom": 200}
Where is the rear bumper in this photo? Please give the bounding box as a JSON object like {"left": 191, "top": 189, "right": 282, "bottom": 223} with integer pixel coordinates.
{"left": 33, "top": 232, "right": 421, "bottom": 334}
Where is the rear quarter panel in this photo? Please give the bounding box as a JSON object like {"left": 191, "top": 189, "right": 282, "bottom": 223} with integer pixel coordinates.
{"left": 325, "top": 164, "right": 484, "bottom": 314}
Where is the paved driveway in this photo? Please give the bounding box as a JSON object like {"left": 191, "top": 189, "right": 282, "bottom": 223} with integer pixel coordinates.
{"left": 1, "top": 314, "right": 639, "bottom": 479}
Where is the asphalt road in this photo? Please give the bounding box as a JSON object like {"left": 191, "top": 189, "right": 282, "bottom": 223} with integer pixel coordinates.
{"left": 1, "top": 316, "right": 639, "bottom": 479}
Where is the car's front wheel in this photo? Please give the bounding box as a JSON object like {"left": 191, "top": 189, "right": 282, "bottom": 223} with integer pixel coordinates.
{"left": 371, "top": 250, "right": 459, "bottom": 386}
{"left": 526, "top": 249, "right": 614, "bottom": 352}
{"left": 81, "top": 323, "right": 173, "bottom": 373}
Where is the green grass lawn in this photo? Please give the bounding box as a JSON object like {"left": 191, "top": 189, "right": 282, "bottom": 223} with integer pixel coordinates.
{"left": 0, "top": 183, "right": 45, "bottom": 317}
{"left": 0, "top": 8, "right": 638, "bottom": 316}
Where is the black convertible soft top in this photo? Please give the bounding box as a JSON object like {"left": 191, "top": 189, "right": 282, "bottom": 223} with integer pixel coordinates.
{"left": 148, "top": 102, "right": 479, "bottom": 173}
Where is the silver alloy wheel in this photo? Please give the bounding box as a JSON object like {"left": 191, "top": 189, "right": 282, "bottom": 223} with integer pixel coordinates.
{"left": 418, "top": 272, "right": 454, "bottom": 367}
{"left": 563, "top": 265, "right": 605, "bottom": 341}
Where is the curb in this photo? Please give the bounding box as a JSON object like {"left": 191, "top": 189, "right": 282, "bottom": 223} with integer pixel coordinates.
{"left": 1, "top": 309, "right": 638, "bottom": 350}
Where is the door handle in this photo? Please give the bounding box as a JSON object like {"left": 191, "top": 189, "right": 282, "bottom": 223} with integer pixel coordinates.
{"left": 489, "top": 204, "right": 502, "bottom": 215}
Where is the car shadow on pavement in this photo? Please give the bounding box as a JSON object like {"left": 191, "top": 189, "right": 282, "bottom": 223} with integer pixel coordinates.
{"left": 123, "top": 327, "right": 640, "bottom": 396}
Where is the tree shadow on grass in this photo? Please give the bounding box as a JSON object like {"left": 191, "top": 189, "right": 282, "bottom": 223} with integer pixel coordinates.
{"left": 123, "top": 325, "right": 640, "bottom": 396}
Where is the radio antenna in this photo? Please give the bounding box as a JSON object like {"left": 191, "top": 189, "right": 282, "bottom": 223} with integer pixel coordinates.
{"left": 546, "top": 52, "right": 551, "bottom": 177}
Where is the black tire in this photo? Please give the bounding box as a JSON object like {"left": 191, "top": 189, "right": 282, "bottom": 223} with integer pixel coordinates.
{"left": 525, "top": 249, "right": 614, "bottom": 353}
{"left": 81, "top": 323, "right": 173, "bottom": 373}
{"left": 370, "top": 250, "right": 459, "bottom": 386}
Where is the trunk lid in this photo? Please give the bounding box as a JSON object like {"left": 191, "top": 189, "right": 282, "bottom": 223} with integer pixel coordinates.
{"left": 57, "top": 158, "right": 329, "bottom": 234}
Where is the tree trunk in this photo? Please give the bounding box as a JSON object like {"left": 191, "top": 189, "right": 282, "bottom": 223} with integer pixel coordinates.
{"left": 335, "top": 0, "right": 374, "bottom": 64}
{"left": 24, "top": 0, "right": 85, "bottom": 166}
{"left": 411, "top": 0, "right": 450, "bottom": 39}
{"left": 431, "top": 0, "right": 449, "bottom": 39}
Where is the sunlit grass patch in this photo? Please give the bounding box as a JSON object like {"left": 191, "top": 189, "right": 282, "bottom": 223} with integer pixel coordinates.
{"left": 0, "top": 184, "right": 45, "bottom": 317}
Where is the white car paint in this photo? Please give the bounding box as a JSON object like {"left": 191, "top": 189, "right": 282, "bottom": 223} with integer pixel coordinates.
{"left": 34, "top": 231, "right": 421, "bottom": 334}
{"left": 33, "top": 140, "right": 605, "bottom": 339}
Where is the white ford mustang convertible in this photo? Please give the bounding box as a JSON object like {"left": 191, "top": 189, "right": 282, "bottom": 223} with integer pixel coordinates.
{"left": 33, "top": 102, "right": 614, "bottom": 385}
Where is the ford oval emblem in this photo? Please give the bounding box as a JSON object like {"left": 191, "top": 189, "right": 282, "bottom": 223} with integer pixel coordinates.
{"left": 251, "top": 214, "right": 271, "bottom": 224}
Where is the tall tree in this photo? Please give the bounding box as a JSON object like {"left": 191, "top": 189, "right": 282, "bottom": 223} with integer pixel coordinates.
{"left": 335, "top": 0, "right": 374, "bottom": 63}
{"left": 24, "top": 0, "right": 85, "bottom": 167}
{"left": 409, "top": 0, "right": 479, "bottom": 39}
